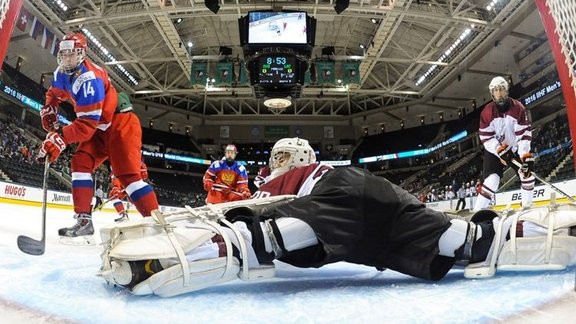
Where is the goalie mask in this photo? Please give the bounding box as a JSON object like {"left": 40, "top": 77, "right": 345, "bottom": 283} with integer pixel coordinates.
{"left": 58, "top": 32, "right": 87, "bottom": 75}
{"left": 269, "top": 137, "right": 316, "bottom": 179}
{"left": 489, "top": 76, "right": 509, "bottom": 109}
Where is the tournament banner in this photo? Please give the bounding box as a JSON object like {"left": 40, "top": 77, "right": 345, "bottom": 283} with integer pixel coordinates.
{"left": 315, "top": 61, "right": 335, "bottom": 85}
{"left": 304, "top": 69, "right": 312, "bottom": 85}
{"left": 215, "top": 62, "right": 233, "bottom": 85}
{"left": 342, "top": 62, "right": 360, "bottom": 85}
{"left": 238, "top": 61, "right": 250, "bottom": 85}
{"left": 264, "top": 125, "right": 289, "bottom": 138}
{"left": 191, "top": 62, "right": 208, "bottom": 85}
{"left": 0, "top": 0, "right": 24, "bottom": 68}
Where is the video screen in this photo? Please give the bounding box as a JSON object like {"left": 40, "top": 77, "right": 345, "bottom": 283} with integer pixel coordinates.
{"left": 248, "top": 11, "right": 307, "bottom": 45}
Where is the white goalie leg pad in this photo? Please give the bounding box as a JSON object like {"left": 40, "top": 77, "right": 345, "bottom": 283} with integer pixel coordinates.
{"left": 497, "top": 204, "right": 576, "bottom": 272}
{"left": 465, "top": 204, "right": 576, "bottom": 278}
{"left": 128, "top": 220, "right": 276, "bottom": 297}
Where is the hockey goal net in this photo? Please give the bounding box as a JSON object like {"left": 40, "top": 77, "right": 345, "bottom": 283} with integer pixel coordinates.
{"left": 0, "top": 0, "right": 10, "bottom": 29}
{"left": 536, "top": 0, "right": 576, "bottom": 169}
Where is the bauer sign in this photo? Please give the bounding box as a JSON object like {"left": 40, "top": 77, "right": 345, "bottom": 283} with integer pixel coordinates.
{"left": 426, "top": 179, "right": 576, "bottom": 211}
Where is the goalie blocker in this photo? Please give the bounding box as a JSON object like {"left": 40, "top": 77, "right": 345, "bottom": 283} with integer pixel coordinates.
{"left": 98, "top": 196, "right": 576, "bottom": 297}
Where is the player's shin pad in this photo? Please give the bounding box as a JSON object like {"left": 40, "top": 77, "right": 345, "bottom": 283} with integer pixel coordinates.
{"left": 465, "top": 203, "right": 576, "bottom": 278}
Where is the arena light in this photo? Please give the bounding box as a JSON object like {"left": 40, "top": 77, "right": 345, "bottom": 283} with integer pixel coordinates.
{"left": 415, "top": 27, "right": 473, "bottom": 86}
{"left": 53, "top": 0, "right": 68, "bottom": 11}
{"left": 82, "top": 28, "right": 139, "bottom": 86}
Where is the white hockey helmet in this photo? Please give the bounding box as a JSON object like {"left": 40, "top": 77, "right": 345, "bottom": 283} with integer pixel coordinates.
{"left": 224, "top": 144, "right": 237, "bottom": 160}
{"left": 488, "top": 76, "right": 509, "bottom": 106}
{"left": 269, "top": 137, "right": 316, "bottom": 178}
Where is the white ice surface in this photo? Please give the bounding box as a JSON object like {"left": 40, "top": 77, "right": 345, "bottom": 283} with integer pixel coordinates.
{"left": 1, "top": 202, "right": 575, "bottom": 323}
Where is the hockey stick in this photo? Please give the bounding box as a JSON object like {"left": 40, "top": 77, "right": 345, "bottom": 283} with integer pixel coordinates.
{"left": 511, "top": 159, "right": 576, "bottom": 204}
{"left": 17, "top": 159, "right": 50, "bottom": 255}
{"left": 92, "top": 189, "right": 125, "bottom": 212}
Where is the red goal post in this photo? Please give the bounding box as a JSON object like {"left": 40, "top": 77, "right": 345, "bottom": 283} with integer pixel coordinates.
{"left": 0, "top": 0, "right": 23, "bottom": 68}
{"left": 535, "top": 0, "right": 576, "bottom": 170}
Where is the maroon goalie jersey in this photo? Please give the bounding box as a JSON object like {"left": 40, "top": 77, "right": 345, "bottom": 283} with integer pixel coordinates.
{"left": 254, "top": 165, "right": 455, "bottom": 281}
{"left": 253, "top": 163, "right": 333, "bottom": 199}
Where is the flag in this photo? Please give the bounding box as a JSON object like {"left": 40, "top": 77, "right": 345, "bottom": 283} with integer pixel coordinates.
{"left": 15, "top": 7, "right": 31, "bottom": 32}
{"left": 50, "top": 38, "right": 60, "bottom": 56}
{"left": 28, "top": 16, "right": 44, "bottom": 40}
{"left": 41, "top": 28, "right": 54, "bottom": 49}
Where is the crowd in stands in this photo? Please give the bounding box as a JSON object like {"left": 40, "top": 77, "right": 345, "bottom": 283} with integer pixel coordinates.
{"left": 0, "top": 115, "right": 69, "bottom": 191}
{"left": 1, "top": 61, "right": 575, "bottom": 212}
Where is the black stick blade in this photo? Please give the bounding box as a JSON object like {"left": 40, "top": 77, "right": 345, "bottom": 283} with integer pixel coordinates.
{"left": 17, "top": 235, "right": 45, "bottom": 256}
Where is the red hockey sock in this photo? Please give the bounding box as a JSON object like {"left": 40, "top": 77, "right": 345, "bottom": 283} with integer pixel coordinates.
{"left": 113, "top": 200, "right": 125, "bottom": 214}
{"left": 117, "top": 174, "right": 159, "bottom": 217}
{"left": 71, "top": 172, "right": 94, "bottom": 214}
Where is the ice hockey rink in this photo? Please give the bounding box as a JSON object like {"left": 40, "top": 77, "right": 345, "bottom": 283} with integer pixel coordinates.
{"left": 1, "top": 202, "right": 576, "bottom": 324}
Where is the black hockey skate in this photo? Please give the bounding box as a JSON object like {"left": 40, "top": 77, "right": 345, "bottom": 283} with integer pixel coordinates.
{"left": 114, "top": 212, "right": 129, "bottom": 222}
{"left": 58, "top": 213, "right": 96, "bottom": 245}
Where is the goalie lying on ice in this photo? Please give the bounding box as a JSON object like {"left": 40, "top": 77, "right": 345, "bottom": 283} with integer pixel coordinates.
{"left": 97, "top": 137, "right": 576, "bottom": 297}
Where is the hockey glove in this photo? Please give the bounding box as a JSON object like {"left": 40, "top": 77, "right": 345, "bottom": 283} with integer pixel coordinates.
{"left": 254, "top": 166, "right": 271, "bottom": 188}
{"left": 496, "top": 144, "right": 515, "bottom": 167}
{"left": 203, "top": 181, "right": 213, "bottom": 192}
{"left": 109, "top": 186, "right": 127, "bottom": 201}
{"left": 140, "top": 166, "right": 149, "bottom": 180}
{"left": 40, "top": 105, "right": 60, "bottom": 132}
{"left": 240, "top": 190, "right": 252, "bottom": 200}
{"left": 37, "top": 131, "right": 66, "bottom": 163}
{"left": 519, "top": 152, "right": 534, "bottom": 178}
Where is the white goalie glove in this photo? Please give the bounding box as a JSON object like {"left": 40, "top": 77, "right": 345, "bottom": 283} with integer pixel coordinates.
{"left": 98, "top": 195, "right": 296, "bottom": 297}
{"left": 465, "top": 199, "right": 576, "bottom": 278}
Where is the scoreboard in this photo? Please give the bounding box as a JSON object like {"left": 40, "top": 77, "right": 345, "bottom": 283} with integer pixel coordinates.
{"left": 257, "top": 55, "right": 296, "bottom": 85}
{"left": 249, "top": 53, "right": 306, "bottom": 86}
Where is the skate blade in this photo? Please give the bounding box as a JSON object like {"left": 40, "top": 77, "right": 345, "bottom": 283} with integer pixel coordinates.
{"left": 59, "top": 235, "right": 97, "bottom": 246}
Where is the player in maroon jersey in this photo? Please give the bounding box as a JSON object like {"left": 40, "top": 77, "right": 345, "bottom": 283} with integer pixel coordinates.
{"left": 474, "top": 76, "right": 535, "bottom": 210}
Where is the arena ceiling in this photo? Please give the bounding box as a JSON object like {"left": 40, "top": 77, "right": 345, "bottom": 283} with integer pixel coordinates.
{"left": 8, "top": 0, "right": 547, "bottom": 131}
